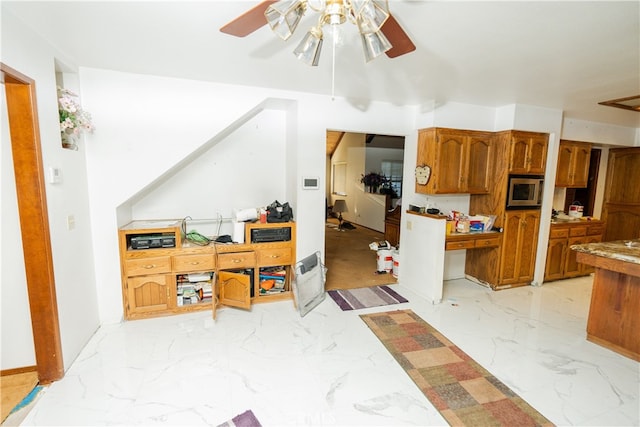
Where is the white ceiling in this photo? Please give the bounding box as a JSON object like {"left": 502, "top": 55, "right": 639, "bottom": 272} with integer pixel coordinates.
{"left": 4, "top": 1, "right": 640, "bottom": 128}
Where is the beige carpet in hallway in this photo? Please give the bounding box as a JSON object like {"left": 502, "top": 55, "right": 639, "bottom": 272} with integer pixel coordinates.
{"left": 324, "top": 219, "right": 397, "bottom": 290}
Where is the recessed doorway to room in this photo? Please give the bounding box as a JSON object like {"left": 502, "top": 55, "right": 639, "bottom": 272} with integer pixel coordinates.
{"left": 324, "top": 130, "right": 404, "bottom": 290}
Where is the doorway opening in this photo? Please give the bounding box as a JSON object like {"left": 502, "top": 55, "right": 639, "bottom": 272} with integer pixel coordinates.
{"left": 1, "top": 63, "right": 64, "bottom": 384}
{"left": 324, "top": 130, "right": 404, "bottom": 290}
{"left": 563, "top": 148, "right": 601, "bottom": 216}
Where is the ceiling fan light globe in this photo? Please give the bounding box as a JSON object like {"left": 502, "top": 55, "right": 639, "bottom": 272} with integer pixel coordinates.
{"left": 265, "top": 0, "right": 306, "bottom": 40}
{"left": 350, "top": 0, "right": 388, "bottom": 16}
{"left": 353, "top": 0, "right": 389, "bottom": 33}
{"left": 361, "top": 30, "right": 391, "bottom": 62}
{"left": 294, "top": 28, "right": 324, "bottom": 66}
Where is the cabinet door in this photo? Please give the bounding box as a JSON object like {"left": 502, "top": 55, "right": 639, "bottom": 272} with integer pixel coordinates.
{"left": 555, "top": 144, "right": 574, "bottom": 187}
{"left": 218, "top": 271, "right": 251, "bottom": 309}
{"left": 499, "top": 210, "right": 540, "bottom": 285}
{"left": 126, "top": 274, "right": 170, "bottom": 316}
{"left": 516, "top": 211, "right": 540, "bottom": 282}
{"left": 499, "top": 212, "right": 524, "bottom": 284}
{"left": 564, "top": 236, "right": 585, "bottom": 277}
{"left": 527, "top": 138, "right": 548, "bottom": 174}
{"left": 580, "top": 234, "right": 601, "bottom": 275}
{"left": 466, "top": 135, "right": 492, "bottom": 194}
{"left": 544, "top": 238, "right": 567, "bottom": 281}
{"left": 509, "top": 138, "right": 530, "bottom": 173}
{"left": 434, "top": 131, "right": 466, "bottom": 193}
{"left": 571, "top": 144, "right": 591, "bottom": 188}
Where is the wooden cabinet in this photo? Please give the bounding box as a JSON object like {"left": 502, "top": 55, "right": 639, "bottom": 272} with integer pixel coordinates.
{"left": 543, "top": 220, "right": 605, "bottom": 282}
{"left": 556, "top": 140, "right": 591, "bottom": 188}
{"left": 498, "top": 210, "right": 541, "bottom": 287}
{"left": 508, "top": 131, "right": 548, "bottom": 174}
{"left": 119, "top": 220, "right": 296, "bottom": 320}
{"left": 445, "top": 232, "right": 501, "bottom": 251}
{"left": 384, "top": 202, "right": 401, "bottom": 247}
{"left": 601, "top": 147, "right": 640, "bottom": 242}
{"left": 416, "top": 128, "right": 493, "bottom": 194}
{"left": 126, "top": 274, "right": 171, "bottom": 316}
{"left": 544, "top": 227, "right": 569, "bottom": 281}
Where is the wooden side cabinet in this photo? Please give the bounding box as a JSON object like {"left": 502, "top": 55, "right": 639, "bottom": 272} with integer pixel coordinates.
{"left": 543, "top": 220, "right": 605, "bottom": 282}
{"left": 508, "top": 131, "right": 548, "bottom": 174}
{"left": 416, "top": 128, "right": 493, "bottom": 194}
{"left": 556, "top": 140, "right": 591, "bottom": 188}
{"left": 498, "top": 209, "right": 541, "bottom": 287}
{"left": 118, "top": 220, "right": 296, "bottom": 321}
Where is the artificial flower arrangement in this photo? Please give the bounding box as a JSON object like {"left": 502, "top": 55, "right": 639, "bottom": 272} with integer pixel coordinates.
{"left": 58, "top": 86, "right": 94, "bottom": 149}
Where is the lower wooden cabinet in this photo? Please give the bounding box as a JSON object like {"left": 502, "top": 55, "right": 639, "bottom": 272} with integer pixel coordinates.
{"left": 126, "top": 274, "right": 171, "bottom": 316}
{"left": 498, "top": 210, "right": 541, "bottom": 287}
{"left": 119, "top": 220, "right": 296, "bottom": 320}
{"left": 543, "top": 220, "right": 604, "bottom": 282}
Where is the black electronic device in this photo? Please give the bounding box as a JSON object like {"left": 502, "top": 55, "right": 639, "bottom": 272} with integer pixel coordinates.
{"left": 250, "top": 227, "right": 291, "bottom": 243}
{"left": 131, "top": 235, "right": 176, "bottom": 249}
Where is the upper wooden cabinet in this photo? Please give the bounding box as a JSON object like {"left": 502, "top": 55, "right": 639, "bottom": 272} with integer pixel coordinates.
{"left": 556, "top": 140, "right": 591, "bottom": 188}
{"left": 416, "top": 128, "right": 493, "bottom": 194}
{"left": 508, "top": 131, "right": 548, "bottom": 174}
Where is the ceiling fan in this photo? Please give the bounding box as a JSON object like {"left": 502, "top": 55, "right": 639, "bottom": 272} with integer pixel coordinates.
{"left": 220, "top": 0, "right": 416, "bottom": 65}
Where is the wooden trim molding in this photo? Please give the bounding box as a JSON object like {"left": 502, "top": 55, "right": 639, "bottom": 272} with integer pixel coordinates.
{"left": 1, "top": 366, "right": 38, "bottom": 377}
{"left": 1, "top": 63, "right": 64, "bottom": 384}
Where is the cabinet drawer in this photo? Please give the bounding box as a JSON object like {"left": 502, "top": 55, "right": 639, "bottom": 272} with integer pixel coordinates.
{"left": 257, "top": 247, "right": 292, "bottom": 266}
{"left": 125, "top": 256, "right": 171, "bottom": 276}
{"left": 173, "top": 253, "right": 215, "bottom": 273}
{"left": 474, "top": 237, "right": 501, "bottom": 248}
{"left": 587, "top": 225, "right": 604, "bottom": 236}
{"left": 569, "top": 226, "right": 587, "bottom": 237}
{"left": 445, "top": 240, "right": 475, "bottom": 250}
{"left": 217, "top": 251, "right": 256, "bottom": 269}
{"left": 549, "top": 228, "right": 569, "bottom": 239}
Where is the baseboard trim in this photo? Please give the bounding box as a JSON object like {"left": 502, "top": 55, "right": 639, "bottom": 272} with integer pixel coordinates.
{"left": 1, "top": 366, "right": 37, "bottom": 377}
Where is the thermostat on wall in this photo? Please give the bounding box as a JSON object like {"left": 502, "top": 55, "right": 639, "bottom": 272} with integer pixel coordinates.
{"left": 302, "top": 176, "right": 319, "bottom": 190}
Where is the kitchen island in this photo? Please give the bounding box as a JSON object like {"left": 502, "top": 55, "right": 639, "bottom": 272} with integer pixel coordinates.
{"left": 571, "top": 239, "right": 640, "bottom": 361}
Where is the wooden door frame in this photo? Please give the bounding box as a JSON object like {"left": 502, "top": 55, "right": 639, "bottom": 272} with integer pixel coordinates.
{"left": 1, "top": 63, "right": 64, "bottom": 383}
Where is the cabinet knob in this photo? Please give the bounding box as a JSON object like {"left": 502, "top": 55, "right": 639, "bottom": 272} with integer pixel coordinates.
{"left": 144, "top": 264, "right": 156, "bottom": 269}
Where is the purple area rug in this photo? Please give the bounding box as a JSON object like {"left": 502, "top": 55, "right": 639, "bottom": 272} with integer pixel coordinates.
{"left": 217, "top": 409, "right": 262, "bottom": 427}
{"left": 328, "top": 285, "right": 408, "bottom": 311}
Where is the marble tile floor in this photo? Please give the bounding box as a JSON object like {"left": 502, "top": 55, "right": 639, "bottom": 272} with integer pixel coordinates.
{"left": 20, "top": 277, "right": 639, "bottom": 426}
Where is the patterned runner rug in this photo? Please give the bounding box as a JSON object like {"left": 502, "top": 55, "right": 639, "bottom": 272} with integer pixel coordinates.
{"left": 360, "top": 309, "right": 554, "bottom": 426}
{"left": 328, "top": 285, "right": 408, "bottom": 311}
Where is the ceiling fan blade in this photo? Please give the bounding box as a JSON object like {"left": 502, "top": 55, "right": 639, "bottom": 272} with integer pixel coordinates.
{"left": 382, "top": 14, "right": 416, "bottom": 58}
{"left": 220, "top": 0, "right": 277, "bottom": 37}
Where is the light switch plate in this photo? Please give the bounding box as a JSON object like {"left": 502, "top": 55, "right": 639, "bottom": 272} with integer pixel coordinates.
{"left": 48, "top": 166, "right": 62, "bottom": 184}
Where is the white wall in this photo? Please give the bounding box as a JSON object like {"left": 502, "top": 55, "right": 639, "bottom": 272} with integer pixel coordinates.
{"left": 1, "top": 8, "right": 100, "bottom": 371}
{"left": 131, "top": 109, "right": 288, "bottom": 237}
{"left": 80, "top": 68, "right": 415, "bottom": 324}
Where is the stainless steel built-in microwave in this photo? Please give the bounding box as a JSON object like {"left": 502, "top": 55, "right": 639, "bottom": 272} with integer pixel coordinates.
{"left": 506, "top": 175, "right": 544, "bottom": 209}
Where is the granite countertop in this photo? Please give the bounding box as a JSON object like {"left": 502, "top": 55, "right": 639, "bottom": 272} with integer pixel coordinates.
{"left": 571, "top": 239, "right": 640, "bottom": 265}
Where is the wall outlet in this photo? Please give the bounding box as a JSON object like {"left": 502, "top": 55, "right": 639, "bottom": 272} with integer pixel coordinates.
{"left": 407, "top": 220, "right": 412, "bottom": 230}
{"left": 67, "top": 215, "right": 75, "bottom": 230}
